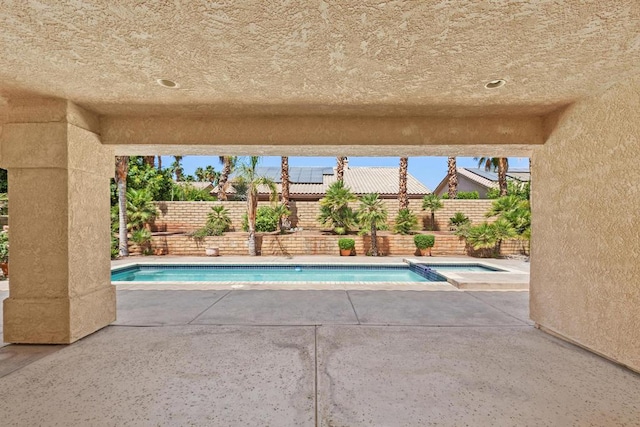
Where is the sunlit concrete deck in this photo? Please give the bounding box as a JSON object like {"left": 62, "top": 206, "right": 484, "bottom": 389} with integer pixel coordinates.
{"left": 0, "top": 256, "right": 638, "bottom": 425}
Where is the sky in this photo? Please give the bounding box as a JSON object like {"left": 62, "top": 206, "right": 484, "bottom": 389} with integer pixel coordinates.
{"left": 162, "top": 156, "right": 530, "bottom": 190}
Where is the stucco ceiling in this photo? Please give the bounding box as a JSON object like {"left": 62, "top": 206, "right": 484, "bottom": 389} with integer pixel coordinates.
{"left": 0, "top": 1, "right": 638, "bottom": 117}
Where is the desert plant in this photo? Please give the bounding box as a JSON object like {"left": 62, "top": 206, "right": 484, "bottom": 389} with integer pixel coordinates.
{"left": 449, "top": 212, "right": 470, "bottom": 228}
{"left": 272, "top": 203, "right": 292, "bottom": 233}
{"left": 393, "top": 208, "right": 418, "bottom": 234}
{"left": 338, "top": 238, "right": 355, "bottom": 251}
{"left": 131, "top": 228, "right": 152, "bottom": 255}
{"left": 237, "top": 156, "right": 278, "bottom": 256}
{"left": 357, "top": 193, "right": 388, "bottom": 256}
{"left": 126, "top": 188, "right": 157, "bottom": 231}
{"left": 192, "top": 205, "right": 231, "bottom": 239}
{"left": 414, "top": 234, "right": 435, "bottom": 250}
{"left": 317, "top": 181, "right": 358, "bottom": 233}
{"left": 422, "top": 194, "right": 443, "bottom": 230}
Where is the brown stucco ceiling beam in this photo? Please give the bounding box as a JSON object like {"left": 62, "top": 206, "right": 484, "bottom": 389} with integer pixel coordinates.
{"left": 102, "top": 114, "right": 541, "bottom": 157}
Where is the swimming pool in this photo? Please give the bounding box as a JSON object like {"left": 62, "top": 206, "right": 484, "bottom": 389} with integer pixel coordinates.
{"left": 111, "top": 264, "right": 447, "bottom": 283}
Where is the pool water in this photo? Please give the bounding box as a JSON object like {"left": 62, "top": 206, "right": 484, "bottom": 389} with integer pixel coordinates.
{"left": 111, "top": 265, "right": 440, "bottom": 283}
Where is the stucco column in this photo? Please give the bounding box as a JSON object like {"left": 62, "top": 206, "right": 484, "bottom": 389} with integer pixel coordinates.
{"left": 0, "top": 99, "right": 115, "bottom": 343}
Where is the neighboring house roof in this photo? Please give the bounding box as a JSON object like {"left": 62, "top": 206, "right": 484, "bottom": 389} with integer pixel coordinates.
{"left": 434, "top": 167, "right": 530, "bottom": 194}
{"left": 224, "top": 165, "right": 430, "bottom": 197}
{"left": 175, "top": 181, "right": 214, "bottom": 191}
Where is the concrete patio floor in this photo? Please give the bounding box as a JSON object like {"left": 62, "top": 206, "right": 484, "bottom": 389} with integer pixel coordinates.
{"left": 0, "top": 257, "right": 638, "bottom": 425}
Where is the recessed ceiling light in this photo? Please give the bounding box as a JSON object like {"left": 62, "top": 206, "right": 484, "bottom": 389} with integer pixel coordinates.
{"left": 156, "top": 79, "right": 179, "bottom": 88}
{"left": 485, "top": 79, "right": 506, "bottom": 89}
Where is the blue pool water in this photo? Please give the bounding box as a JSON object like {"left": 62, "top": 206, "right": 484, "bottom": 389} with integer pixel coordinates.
{"left": 111, "top": 264, "right": 446, "bottom": 283}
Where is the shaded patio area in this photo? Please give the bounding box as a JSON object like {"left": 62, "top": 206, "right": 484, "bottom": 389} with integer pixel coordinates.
{"left": 0, "top": 266, "right": 638, "bottom": 425}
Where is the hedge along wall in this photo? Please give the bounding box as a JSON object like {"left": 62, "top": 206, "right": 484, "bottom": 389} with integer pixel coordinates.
{"left": 151, "top": 199, "right": 496, "bottom": 233}
{"left": 150, "top": 232, "right": 527, "bottom": 257}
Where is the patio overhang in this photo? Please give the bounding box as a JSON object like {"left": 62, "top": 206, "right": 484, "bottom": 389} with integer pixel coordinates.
{"left": 0, "top": 1, "right": 638, "bottom": 373}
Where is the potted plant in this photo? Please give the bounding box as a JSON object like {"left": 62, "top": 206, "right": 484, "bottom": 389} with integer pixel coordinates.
{"left": 0, "top": 228, "right": 8, "bottom": 277}
{"left": 414, "top": 234, "right": 435, "bottom": 256}
{"left": 338, "top": 238, "right": 355, "bottom": 256}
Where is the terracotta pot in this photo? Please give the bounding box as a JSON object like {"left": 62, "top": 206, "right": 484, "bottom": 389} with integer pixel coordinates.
{"left": 340, "top": 249, "right": 352, "bottom": 256}
{"left": 0, "top": 262, "right": 8, "bottom": 277}
{"left": 419, "top": 248, "right": 432, "bottom": 256}
{"left": 205, "top": 247, "right": 219, "bottom": 257}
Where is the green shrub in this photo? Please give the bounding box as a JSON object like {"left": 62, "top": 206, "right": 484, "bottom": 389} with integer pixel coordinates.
{"left": 242, "top": 206, "right": 279, "bottom": 232}
{"left": 131, "top": 228, "right": 152, "bottom": 245}
{"left": 457, "top": 191, "right": 479, "bottom": 199}
{"left": 338, "top": 238, "right": 355, "bottom": 250}
{"left": 111, "top": 234, "right": 119, "bottom": 259}
{"left": 449, "top": 212, "right": 470, "bottom": 227}
{"left": 0, "top": 231, "right": 9, "bottom": 263}
{"left": 442, "top": 191, "right": 479, "bottom": 199}
{"left": 414, "top": 234, "right": 435, "bottom": 250}
{"left": 393, "top": 208, "right": 418, "bottom": 234}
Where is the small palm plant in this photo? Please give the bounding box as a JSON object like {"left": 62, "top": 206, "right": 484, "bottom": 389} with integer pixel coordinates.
{"left": 393, "top": 208, "right": 418, "bottom": 235}
{"left": 126, "top": 188, "right": 157, "bottom": 231}
{"left": 317, "top": 181, "right": 358, "bottom": 234}
{"left": 191, "top": 205, "right": 232, "bottom": 239}
{"left": 357, "top": 193, "right": 388, "bottom": 256}
{"left": 272, "top": 203, "right": 292, "bottom": 233}
{"left": 422, "top": 194, "right": 444, "bottom": 231}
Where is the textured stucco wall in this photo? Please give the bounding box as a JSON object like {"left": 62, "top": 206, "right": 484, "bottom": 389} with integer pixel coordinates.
{"left": 531, "top": 78, "right": 640, "bottom": 372}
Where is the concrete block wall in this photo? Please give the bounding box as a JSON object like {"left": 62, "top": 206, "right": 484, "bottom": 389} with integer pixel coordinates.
{"left": 150, "top": 232, "right": 527, "bottom": 257}
{"left": 152, "top": 199, "right": 497, "bottom": 232}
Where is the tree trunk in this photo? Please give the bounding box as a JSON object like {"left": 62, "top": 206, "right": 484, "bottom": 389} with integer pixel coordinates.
{"left": 281, "top": 156, "right": 290, "bottom": 208}
{"left": 447, "top": 156, "right": 458, "bottom": 199}
{"left": 498, "top": 157, "right": 508, "bottom": 196}
{"left": 143, "top": 156, "right": 155, "bottom": 168}
{"left": 370, "top": 224, "right": 378, "bottom": 256}
{"left": 431, "top": 211, "right": 436, "bottom": 231}
{"left": 218, "top": 157, "right": 232, "bottom": 201}
{"left": 336, "top": 157, "right": 345, "bottom": 182}
{"left": 115, "top": 156, "right": 129, "bottom": 257}
{"left": 157, "top": 156, "right": 162, "bottom": 171}
{"left": 398, "top": 157, "right": 409, "bottom": 209}
{"left": 247, "top": 189, "right": 258, "bottom": 256}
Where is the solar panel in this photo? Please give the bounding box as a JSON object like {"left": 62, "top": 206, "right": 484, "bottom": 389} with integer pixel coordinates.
{"left": 468, "top": 169, "right": 498, "bottom": 181}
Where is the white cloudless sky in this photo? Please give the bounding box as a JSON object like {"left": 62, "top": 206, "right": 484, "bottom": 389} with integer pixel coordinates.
{"left": 164, "top": 156, "right": 530, "bottom": 190}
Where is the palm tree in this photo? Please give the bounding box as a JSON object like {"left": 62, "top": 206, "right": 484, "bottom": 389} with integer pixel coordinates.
{"left": 447, "top": 157, "right": 458, "bottom": 199}
{"left": 281, "top": 156, "right": 290, "bottom": 209}
{"left": 126, "top": 188, "right": 158, "bottom": 231}
{"left": 142, "top": 156, "right": 155, "bottom": 168}
{"left": 171, "top": 156, "right": 184, "bottom": 181}
{"left": 398, "top": 157, "right": 409, "bottom": 209}
{"left": 157, "top": 155, "right": 162, "bottom": 171}
{"left": 204, "top": 165, "right": 217, "bottom": 183}
{"left": 217, "top": 156, "right": 236, "bottom": 200}
{"left": 237, "top": 157, "right": 277, "bottom": 256}
{"left": 114, "top": 156, "right": 129, "bottom": 257}
{"left": 475, "top": 157, "right": 509, "bottom": 197}
{"left": 336, "top": 156, "right": 346, "bottom": 182}
{"left": 195, "top": 167, "right": 206, "bottom": 182}
{"left": 318, "top": 181, "right": 358, "bottom": 234}
{"left": 422, "top": 194, "right": 444, "bottom": 231}
{"left": 358, "top": 193, "right": 388, "bottom": 256}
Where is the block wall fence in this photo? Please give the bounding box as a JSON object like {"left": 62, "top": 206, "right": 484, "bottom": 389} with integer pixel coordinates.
{"left": 151, "top": 199, "right": 496, "bottom": 233}
{"left": 149, "top": 232, "right": 526, "bottom": 257}
{"left": 147, "top": 199, "right": 527, "bottom": 257}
